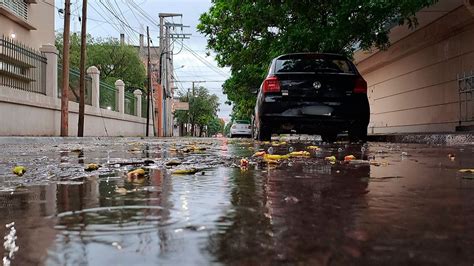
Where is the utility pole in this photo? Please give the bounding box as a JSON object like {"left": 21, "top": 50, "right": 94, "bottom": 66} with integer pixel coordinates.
{"left": 78, "top": 0, "right": 87, "bottom": 137}
{"left": 158, "top": 13, "right": 188, "bottom": 137}
{"left": 61, "top": 0, "right": 71, "bottom": 137}
{"left": 146, "top": 26, "right": 151, "bottom": 137}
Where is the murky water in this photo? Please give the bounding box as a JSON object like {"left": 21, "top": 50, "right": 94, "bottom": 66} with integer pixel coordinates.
{"left": 1, "top": 138, "right": 474, "bottom": 265}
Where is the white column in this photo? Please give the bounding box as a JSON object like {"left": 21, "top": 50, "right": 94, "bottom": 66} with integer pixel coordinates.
{"left": 39, "top": 44, "right": 58, "bottom": 98}
{"left": 115, "top": 80, "right": 125, "bottom": 114}
{"left": 87, "top": 66, "right": 100, "bottom": 108}
{"left": 134, "top": 89, "right": 142, "bottom": 117}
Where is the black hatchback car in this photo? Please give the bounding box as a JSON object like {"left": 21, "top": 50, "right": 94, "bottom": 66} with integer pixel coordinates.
{"left": 253, "top": 53, "right": 370, "bottom": 142}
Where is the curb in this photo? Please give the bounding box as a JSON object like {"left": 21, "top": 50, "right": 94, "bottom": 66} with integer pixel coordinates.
{"left": 368, "top": 133, "right": 474, "bottom": 145}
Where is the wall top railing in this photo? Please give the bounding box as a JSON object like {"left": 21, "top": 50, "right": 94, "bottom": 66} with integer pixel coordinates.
{"left": 0, "top": 0, "right": 28, "bottom": 20}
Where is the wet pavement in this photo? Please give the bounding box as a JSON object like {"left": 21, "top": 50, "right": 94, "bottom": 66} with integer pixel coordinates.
{"left": 1, "top": 137, "right": 474, "bottom": 265}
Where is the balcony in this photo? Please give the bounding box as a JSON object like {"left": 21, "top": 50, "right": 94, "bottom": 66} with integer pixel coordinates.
{"left": 0, "top": 0, "right": 36, "bottom": 30}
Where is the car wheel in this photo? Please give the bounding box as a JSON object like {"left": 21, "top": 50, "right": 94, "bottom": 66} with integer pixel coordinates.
{"left": 257, "top": 126, "right": 271, "bottom": 141}
{"left": 321, "top": 133, "right": 337, "bottom": 143}
{"left": 349, "top": 123, "right": 368, "bottom": 143}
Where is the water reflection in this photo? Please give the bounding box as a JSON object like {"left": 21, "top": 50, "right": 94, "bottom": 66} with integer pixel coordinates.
{"left": 1, "top": 140, "right": 474, "bottom": 265}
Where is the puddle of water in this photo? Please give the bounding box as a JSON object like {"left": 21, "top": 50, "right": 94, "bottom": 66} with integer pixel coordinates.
{"left": 0, "top": 138, "right": 473, "bottom": 265}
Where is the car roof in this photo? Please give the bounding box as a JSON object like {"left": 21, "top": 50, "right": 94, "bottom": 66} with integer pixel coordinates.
{"left": 275, "top": 52, "right": 347, "bottom": 60}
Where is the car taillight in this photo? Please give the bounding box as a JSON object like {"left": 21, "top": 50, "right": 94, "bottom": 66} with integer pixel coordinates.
{"left": 354, "top": 77, "right": 367, "bottom": 94}
{"left": 262, "top": 76, "right": 280, "bottom": 93}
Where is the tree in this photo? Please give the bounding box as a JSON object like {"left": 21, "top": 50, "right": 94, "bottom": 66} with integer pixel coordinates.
{"left": 55, "top": 33, "right": 146, "bottom": 89}
{"left": 198, "top": 0, "right": 438, "bottom": 119}
{"left": 173, "top": 87, "right": 220, "bottom": 136}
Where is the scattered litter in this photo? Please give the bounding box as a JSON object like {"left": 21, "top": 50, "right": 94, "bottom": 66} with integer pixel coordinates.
{"left": 344, "top": 155, "right": 356, "bottom": 161}
{"left": 459, "top": 169, "right": 474, "bottom": 174}
{"left": 325, "top": 156, "right": 337, "bottom": 163}
{"left": 288, "top": 151, "right": 310, "bottom": 157}
{"left": 264, "top": 154, "right": 289, "bottom": 161}
{"left": 448, "top": 154, "right": 456, "bottom": 161}
{"left": 126, "top": 168, "right": 146, "bottom": 184}
{"left": 306, "top": 145, "right": 320, "bottom": 150}
{"left": 172, "top": 168, "right": 199, "bottom": 175}
{"left": 284, "top": 196, "right": 299, "bottom": 204}
{"left": 84, "top": 163, "right": 100, "bottom": 171}
{"left": 115, "top": 187, "right": 128, "bottom": 195}
{"left": 12, "top": 166, "right": 26, "bottom": 176}
{"left": 253, "top": 151, "right": 266, "bottom": 157}
{"left": 166, "top": 160, "right": 182, "bottom": 167}
{"left": 240, "top": 158, "right": 249, "bottom": 169}
{"left": 401, "top": 152, "right": 409, "bottom": 156}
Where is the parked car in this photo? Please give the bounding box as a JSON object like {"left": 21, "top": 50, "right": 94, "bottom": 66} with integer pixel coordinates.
{"left": 230, "top": 120, "right": 252, "bottom": 138}
{"left": 253, "top": 53, "right": 370, "bottom": 142}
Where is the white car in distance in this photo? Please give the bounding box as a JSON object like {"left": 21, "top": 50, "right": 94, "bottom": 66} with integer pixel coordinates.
{"left": 229, "top": 120, "right": 252, "bottom": 138}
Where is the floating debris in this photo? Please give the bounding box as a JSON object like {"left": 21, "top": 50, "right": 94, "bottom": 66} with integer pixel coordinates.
{"left": 240, "top": 158, "right": 249, "bottom": 169}
{"left": 12, "top": 166, "right": 26, "bottom": 176}
{"left": 253, "top": 151, "right": 266, "bottom": 157}
{"left": 172, "top": 168, "right": 199, "bottom": 175}
{"left": 166, "top": 160, "right": 182, "bottom": 167}
{"left": 288, "top": 151, "right": 311, "bottom": 157}
{"left": 84, "top": 163, "right": 100, "bottom": 171}
{"left": 459, "top": 169, "right": 474, "bottom": 174}
{"left": 115, "top": 187, "right": 128, "bottom": 195}
{"left": 344, "top": 155, "right": 356, "bottom": 161}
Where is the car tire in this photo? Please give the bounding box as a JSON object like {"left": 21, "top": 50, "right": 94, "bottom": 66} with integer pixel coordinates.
{"left": 349, "top": 123, "right": 368, "bottom": 143}
{"left": 257, "top": 126, "right": 271, "bottom": 141}
{"left": 321, "top": 133, "right": 337, "bottom": 143}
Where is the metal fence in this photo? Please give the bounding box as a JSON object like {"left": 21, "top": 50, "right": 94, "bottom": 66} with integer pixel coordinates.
{"left": 458, "top": 71, "right": 474, "bottom": 123}
{"left": 142, "top": 95, "right": 148, "bottom": 118}
{"left": 99, "top": 81, "right": 117, "bottom": 111}
{"left": 57, "top": 65, "right": 92, "bottom": 105}
{"left": 0, "top": 35, "right": 46, "bottom": 94}
{"left": 0, "top": 0, "right": 28, "bottom": 20}
{"left": 124, "top": 91, "right": 136, "bottom": 115}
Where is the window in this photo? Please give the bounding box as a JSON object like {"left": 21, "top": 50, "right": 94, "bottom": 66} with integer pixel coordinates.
{"left": 275, "top": 55, "right": 354, "bottom": 74}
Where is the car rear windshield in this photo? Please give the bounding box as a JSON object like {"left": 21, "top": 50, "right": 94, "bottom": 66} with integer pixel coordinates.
{"left": 235, "top": 120, "right": 250, "bottom": 124}
{"left": 275, "top": 55, "right": 354, "bottom": 74}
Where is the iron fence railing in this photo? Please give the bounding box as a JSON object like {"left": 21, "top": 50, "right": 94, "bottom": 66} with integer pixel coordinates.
{"left": 458, "top": 71, "right": 474, "bottom": 124}
{"left": 124, "top": 91, "right": 136, "bottom": 115}
{"left": 57, "top": 65, "right": 92, "bottom": 105}
{"left": 0, "top": 0, "right": 28, "bottom": 20}
{"left": 0, "top": 35, "right": 46, "bottom": 94}
{"left": 142, "top": 94, "right": 148, "bottom": 118}
{"left": 99, "top": 81, "right": 117, "bottom": 111}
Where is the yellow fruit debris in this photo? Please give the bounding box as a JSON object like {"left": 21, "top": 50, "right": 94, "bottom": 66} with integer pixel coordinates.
{"left": 12, "top": 166, "right": 26, "bottom": 176}
{"left": 288, "top": 151, "right": 311, "bottom": 157}
{"left": 85, "top": 163, "right": 100, "bottom": 171}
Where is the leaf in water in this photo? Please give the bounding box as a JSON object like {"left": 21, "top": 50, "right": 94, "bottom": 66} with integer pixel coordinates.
{"left": 306, "top": 146, "right": 320, "bottom": 151}
{"left": 459, "top": 169, "right": 474, "bottom": 174}
{"left": 240, "top": 158, "right": 249, "bottom": 169}
{"left": 172, "top": 168, "right": 199, "bottom": 175}
{"left": 165, "top": 160, "right": 182, "bottom": 166}
{"left": 84, "top": 163, "right": 100, "bottom": 171}
{"left": 115, "top": 187, "right": 128, "bottom": 194}
{"left": 12, "top": 166, "right": 26, "bottom": 176}
{"left": 253, "top": 151, "right": 266, "bottom": 157}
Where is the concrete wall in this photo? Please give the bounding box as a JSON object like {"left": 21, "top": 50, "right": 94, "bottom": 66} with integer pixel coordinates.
{"left": 354, "top": 0, "right": 474, "bottom": 134}
{"left": 0, "top": 86, "right": 153, "bottom": 137}
{"left": 0, "top": 0, "right": 55, "bottom": 49}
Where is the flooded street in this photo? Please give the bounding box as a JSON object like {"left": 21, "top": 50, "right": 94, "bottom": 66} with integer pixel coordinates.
{"left": 1, "top": 137, "right": 474, "bottom": 265}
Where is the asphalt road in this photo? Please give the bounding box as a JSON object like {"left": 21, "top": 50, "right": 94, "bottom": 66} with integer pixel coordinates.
{"left": 0, "top": 137, "right": 473, "bottom": 265}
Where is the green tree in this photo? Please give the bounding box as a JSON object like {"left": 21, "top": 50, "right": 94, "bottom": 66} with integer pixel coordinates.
{"left": 198, "top": 0, "right": 438, "bottom": 118}
{"left": 173, "top": 87, "right": 220, "bottom": 136}
{"left": 55, "top": 33, "right": 146, "bottom": 89}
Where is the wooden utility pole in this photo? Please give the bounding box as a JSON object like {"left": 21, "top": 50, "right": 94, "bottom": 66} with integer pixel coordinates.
{"left": 146, "top": 26, "right": 151, "bottom": 137}
{"left": 61, "top": 0, "right": 71, "bottom": 137}
{"left": 78, "top": 0, "right": 87, "bottom": 137}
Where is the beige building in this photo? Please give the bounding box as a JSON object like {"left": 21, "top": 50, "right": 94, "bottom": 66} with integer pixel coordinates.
{"left": 355, "top": 0, "right": 474, "bottom": 134}
{"left": 0, "top": 0, "right": 55, "bottom": 49}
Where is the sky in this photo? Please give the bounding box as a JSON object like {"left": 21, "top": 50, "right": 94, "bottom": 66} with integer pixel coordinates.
{"left": 54, "top": 0, "right": 232, "bottom": 121}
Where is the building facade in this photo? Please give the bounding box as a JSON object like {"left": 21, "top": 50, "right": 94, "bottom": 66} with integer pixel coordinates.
{"left": 355, "top": 0, "right": 474, "bottom": 134}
